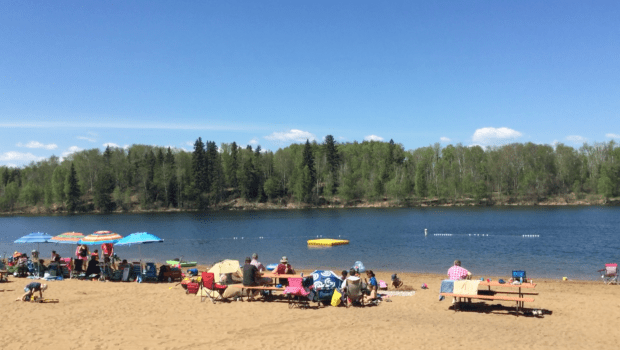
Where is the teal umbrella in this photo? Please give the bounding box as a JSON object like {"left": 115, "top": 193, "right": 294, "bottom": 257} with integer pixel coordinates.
{"left": 14, "top": 232, "right": 53, "bottom": 253}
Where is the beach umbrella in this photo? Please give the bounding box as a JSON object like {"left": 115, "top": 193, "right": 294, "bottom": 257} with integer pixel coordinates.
{"left": 78, "top": 231, "right": 123, "bottom": 245}
{"left": 50, "top": 232, "right": 84, "bottom": 244}
{"left": 310, "top": 270, "right": 342, "bottom": 301}
{"left": 208, "top": 259, "right": 241, "bottom": 276}
{"left": 115, "top": 232, "right": 164, "bottom": 264}
{"left": 14, "top": 232, "right": 53, "bottom": 253}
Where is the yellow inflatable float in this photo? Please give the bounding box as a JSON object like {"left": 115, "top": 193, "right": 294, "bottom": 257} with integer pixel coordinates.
{"left": 307, "top": 238, "right": 349, "bottom": 246}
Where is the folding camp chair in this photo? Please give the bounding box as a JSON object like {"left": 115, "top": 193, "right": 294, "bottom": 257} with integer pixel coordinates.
{"left": 143, "top": 262, "right": 158, "bottom": 282}
{"left": 599, "top": 264, "right": 618, "bottom": 285}
{"left": 131, "top": 262, "right": 142, "bottom": 282}
{"left": 200, "top": 272, "right": 227, "bottom": 303}
{"left": 285, "top": 277, "right": 310, "bottom": 309}
{"left": 344, "top": 278, "right": 365, "bottom": 308}
{"left": 60, "top": 258, "right": 72, "bottom": 278}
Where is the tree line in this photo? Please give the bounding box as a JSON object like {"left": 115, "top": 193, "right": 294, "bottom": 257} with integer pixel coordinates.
{"left": 1, "top": 137, "right": 619, "bottom": 212}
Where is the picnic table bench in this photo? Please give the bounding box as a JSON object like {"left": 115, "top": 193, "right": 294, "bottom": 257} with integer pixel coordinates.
{"left": 228, "top": 283, "right": 285, "bottom": 301}
{"left": 440, "top": 281, "right": 537, "bottom": 315}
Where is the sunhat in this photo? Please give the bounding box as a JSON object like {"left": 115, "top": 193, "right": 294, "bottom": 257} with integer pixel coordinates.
{"left": 280, "top": 256, "right": 288, "bottom": 263}
{"left": 41, "top": 284, "right": 48, "bottom": 291}
{"left": 252, "top": 253, "right": 258, "bottom": 259}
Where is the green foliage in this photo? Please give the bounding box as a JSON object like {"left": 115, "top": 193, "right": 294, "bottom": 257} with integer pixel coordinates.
{"left": 2, "top": 139, "right": 620, "bottom": 212}
{"left": 64, "top": 163, "right": 80, "bottom": 212}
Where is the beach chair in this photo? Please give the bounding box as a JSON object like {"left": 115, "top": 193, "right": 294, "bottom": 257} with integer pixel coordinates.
{"left": 143, "top": 262, "right": 158, "bottom": 282}
{"left": 599, "top": 264, "right": 618, "bottom": 285}
{"left": 344, "top": 278, "right": 365, "bottom": 308}
{"left": 72, "top": 259, "right": 85, "bottom": 279}
{"left": 200, "top": 272, "right": 227, "bottom": 303}
{"left": 285, "top": 277, "right": 310, "bottom": 309}
{"left": 60, "top": 258, "right": 72, "bottom": 278}
{"left": 131, "top": 262, "right": 142, "bottom": 282}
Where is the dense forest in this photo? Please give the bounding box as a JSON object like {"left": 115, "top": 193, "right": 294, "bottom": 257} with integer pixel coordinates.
{"left": 1, "top": 136, "right": 619, "bottom": 213}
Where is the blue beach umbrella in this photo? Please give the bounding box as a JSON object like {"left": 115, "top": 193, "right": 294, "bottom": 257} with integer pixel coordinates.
{"left": 115, "top": 232, "right": 164, "bottom": 264}
{"left": 14, "top": 232, "right": 53, "bottom": 253}
{"left": 310, "top": 270, "right": 343, "bottom": 301}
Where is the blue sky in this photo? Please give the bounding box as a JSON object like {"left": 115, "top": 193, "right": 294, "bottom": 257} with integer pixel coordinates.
{"left": 1, "top": 1, "right": 619, "bottom": 167}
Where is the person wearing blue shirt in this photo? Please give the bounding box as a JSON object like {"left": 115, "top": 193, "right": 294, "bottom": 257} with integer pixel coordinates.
{"left": 364, "top": 270, "right": 378, "bottom": 303}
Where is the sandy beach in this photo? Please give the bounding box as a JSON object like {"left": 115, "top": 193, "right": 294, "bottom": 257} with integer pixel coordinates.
{"left": 1, "top": 269, "right": 618, "bottom": 350}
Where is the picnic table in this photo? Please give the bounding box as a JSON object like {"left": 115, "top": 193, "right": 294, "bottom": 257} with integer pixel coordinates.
{"left": 228, "top": 273, "right": 302, "bottom": 301}
{"left": 439, "top": 280, "right": 537, "bottom": 315}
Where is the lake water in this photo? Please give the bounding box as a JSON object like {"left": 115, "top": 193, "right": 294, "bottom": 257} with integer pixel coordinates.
{"left": 1, "top": 206, "right": 618, "bottom": 280}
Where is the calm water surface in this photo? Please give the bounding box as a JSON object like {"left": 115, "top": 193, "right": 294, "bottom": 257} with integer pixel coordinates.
{"left": 1, "top": 206, "right": 618, "bottom": 280}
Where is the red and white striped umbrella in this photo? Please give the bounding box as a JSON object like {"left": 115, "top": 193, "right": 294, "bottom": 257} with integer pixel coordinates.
{"left": 78, "top": 231, "right": 123, "bottom": 245}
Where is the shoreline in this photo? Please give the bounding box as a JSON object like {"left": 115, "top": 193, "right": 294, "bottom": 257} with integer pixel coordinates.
{"left": 2, "top": 196, "right": 619, "bottom": 216}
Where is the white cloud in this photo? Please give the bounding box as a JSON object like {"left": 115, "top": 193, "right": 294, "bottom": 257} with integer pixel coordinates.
{"left": 364, "top": 135, "right": 384, "bottom": 142}
{"left": 16, "top": 141, "right": 58, "bottom": 150}
{"left": 103, "top": 143, "right": 120, "bottom": 148}
{"left": 249, "top": 137, "right": 259, "bottom": 145}
{"left": 440, "top": 137, "right": 451, "bottom": 143}
{"left": 0, "top": 151, "right": 45, "bottom": 162}
{"left": 472, "top": 127, "right": 522, "bottom": 146}
{"left": 566, "top": 135, "right": 587, "bottom": 144}
{"left": 265, "top": 129, "right": 316, "bottom": 143}
{"left": 62, "top": 146, "right": 83, "bottom": 157}
{"left": 185, "top": 141, "right": 194, "bottom": 147}
{"left": 606, "top": 133, "right": 620, "bottom": 139}
{"left": 77, "top": 136, "right": 96, "bottom": 142}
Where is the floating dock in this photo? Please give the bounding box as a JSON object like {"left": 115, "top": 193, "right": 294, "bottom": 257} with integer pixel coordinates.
{"left": 307, "top": 238, "right": 349, "bottom": 246}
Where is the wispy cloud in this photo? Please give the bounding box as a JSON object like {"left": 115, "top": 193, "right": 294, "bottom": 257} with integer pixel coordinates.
{"left": 249, "top": 137, "right": 259, "bottom": 145}
{"left": 0, "top": 121, "right": 263, "bottom": 132}
{"left": 62, "top": 146, "right": 83, "bottom": 158}
{"left": 440, "top": 136, "right": 451, "bottom": 143}
{"left": 0, "top": 151, "right": 45, "bottom": 162}
{"left": 566, "top": 135, "right": 587, "bottom": 144}
{"left": 103, "top": 143, "right": 120, "bottom": 148}
{"left": 364, "top": 135, "right": 384, "bottom": 142}
{"left": 78, "top": 136, "right": 96, "bottom": 142}
{"left": 265, "top": 129, "right": 316, "bottom": 143}
{"left": 472, "top": 127, "right": 522, "bottom": 146}
{"left": 16, "top": 141, "right": 58, "bottom": 150}
{"left": 606, "top": 133, "right": 620, "bottom": 139}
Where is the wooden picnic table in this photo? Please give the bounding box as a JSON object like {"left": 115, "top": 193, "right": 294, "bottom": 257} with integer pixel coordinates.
{"left": 440, "top": 280, "right": 537, "bottom": 315}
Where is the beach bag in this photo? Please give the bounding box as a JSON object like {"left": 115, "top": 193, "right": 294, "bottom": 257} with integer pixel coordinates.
{"left": 331, "top": 288, "right": 342, "bottom": 307}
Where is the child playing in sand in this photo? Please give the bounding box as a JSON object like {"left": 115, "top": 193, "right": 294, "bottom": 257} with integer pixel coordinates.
{"left": 17, "top": 282, "right": 47, "bottom": 302}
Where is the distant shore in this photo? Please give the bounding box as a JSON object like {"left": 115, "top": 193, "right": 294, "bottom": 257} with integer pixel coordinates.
{"left": 2, "top": 194, "right": 618, "bottom": 216}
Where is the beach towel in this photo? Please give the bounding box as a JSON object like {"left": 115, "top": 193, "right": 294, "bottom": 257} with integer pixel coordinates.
{"left": 439, "top": 280, "right": 454, "bottom": 301}
{"left": 453, "top": 280, "right": 480, "bottom": 296}
{"left": 380, "top": 291, "right": 416, "bottom": 297}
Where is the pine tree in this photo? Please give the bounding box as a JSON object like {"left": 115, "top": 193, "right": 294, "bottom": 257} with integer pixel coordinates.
{"left": 64, "top": 162, "right": 80, "bottom": 212}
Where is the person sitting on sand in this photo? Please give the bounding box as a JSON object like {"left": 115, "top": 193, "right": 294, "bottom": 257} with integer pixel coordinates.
{"left": 85, "top": 255, "right": 101, "bottom": 278}
{"left": 447, "top": 260, "right": 471, "bottom": 280}
{"left": 17, "top": 282, "right": 47, "bottom": 302}
{"left": 51, "top": 250, "right": 60, "bottom": 261}
{"left": 391, "top": 273, "right": 403, "bottom": 289}
{"left": 364, "top": 270, "right": 378, "bottom": 302}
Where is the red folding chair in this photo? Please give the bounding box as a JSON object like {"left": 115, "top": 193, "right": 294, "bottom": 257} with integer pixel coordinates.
{"left": 599, "top": 263, "right": 618, "bottom": 285}
{"left": 200, "top": 272, "right": 227, "bottom": 303}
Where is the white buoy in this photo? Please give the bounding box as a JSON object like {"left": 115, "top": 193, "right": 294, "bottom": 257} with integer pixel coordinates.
{"left": 425, "top": 228, "right": 428, "bottom": 237}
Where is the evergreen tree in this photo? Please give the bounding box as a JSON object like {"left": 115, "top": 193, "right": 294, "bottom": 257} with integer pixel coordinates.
{"left": 324, "top": 135, "right": 339, "bottom": 194}
{"left": 64, "top": 162, "right": 80, "bottom": 211}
